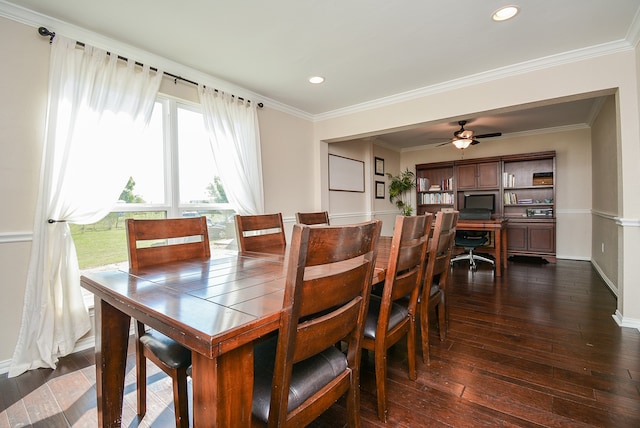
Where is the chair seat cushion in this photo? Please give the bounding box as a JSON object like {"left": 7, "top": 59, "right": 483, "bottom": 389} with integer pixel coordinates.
{"left": 363, "top": 295, "right": 408, "bottom": 339}
{"left": 139, "top": 330, "right": 192, "bottom": 369}
{"left": 455, "top": 236, "right": 488, "bottom": 248}
{"left": 252, "top": 335, "right": 348, "bottom": 423}
{"left": 429, "top": 283, "right": 441, "bottom": 297}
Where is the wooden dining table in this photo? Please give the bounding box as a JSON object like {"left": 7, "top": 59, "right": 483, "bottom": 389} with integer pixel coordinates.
{"left": 81, "top": 238, "right": 391, "bottom": 427}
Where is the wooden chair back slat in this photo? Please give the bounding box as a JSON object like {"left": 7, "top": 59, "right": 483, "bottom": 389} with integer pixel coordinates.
{"left": 296, "top": 211, "right": 330, "bottom": 226}
{"left": 235, "top": 213, "right": 286, "bottom": 252}
{"left": 126, "top": 217, "right": 211, "bottom": 271}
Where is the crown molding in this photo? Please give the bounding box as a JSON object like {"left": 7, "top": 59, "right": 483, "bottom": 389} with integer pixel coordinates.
{"left": 314, "top": 39, "right": 634, "bottom": 122}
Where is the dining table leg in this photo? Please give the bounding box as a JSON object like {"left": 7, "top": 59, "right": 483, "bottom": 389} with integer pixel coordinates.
{"left": 191, "top": 341, "right": 255, "bottom": 427}
{"left": 495, "top": 229, "right": 502, "bottom": 276}
{"left": 94, "top": 297, "right": 131, "bottom": 428}
{"left": 501, "top": 227, "right": 508, "bottom": 272}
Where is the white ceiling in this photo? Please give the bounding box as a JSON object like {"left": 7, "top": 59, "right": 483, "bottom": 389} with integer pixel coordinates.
{"left": 4, "top": 0, "right": 640, "bottom": 147}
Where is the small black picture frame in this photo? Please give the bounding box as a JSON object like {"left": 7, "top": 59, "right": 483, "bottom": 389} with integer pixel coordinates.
{"left": 375, "top": 181, "right": 385, "bottom": 199}
{"left": 374, "top": 157, "right": 385, "bottom": 176}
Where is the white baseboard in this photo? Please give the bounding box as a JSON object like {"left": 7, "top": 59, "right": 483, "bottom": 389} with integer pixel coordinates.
{"left": 612, "top": 310, "right": 640, "bottom": 332}
{"left": 590, "top": 259, "right": 618, "bottom": 297}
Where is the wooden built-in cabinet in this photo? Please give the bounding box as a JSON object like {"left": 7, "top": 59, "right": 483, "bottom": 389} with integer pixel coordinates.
{"left": 456, "top": 160, "right": 500, "bottom": 190}
{"left": 416, "top": 151, "right": 556, "bottom": 262}
{"left": 415, "top": 161, "right": 455, "bottom": 215}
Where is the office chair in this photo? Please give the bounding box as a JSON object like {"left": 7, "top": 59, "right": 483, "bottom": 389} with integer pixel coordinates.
{"left": 450, "top": 208, "right": 495, "bottom": 270}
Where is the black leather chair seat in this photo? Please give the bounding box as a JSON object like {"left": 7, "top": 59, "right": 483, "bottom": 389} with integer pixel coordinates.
{"left": 363, "top": 295, "right": 409, "bottom": 339}
{"left": 252, "top": 335, "right": 349, "bottom": 423}
{"left": 139, "top": 331, "right": 192, "bottom": 369}
{"left": 429, "top": 283, "right": 441, "bottom": 297}
{"left": 455, "top": 234, "right": 488, "bottom": 248}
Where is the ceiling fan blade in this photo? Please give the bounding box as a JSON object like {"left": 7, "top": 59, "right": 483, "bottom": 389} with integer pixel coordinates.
{"left": 475, "top": 132, "right": 502, "bottom": 139}
{"left": 470, "top": 139, "right": 481, "bottom": 145}
{"left": 436, "top": 141, "right": 452, "bottom": 147}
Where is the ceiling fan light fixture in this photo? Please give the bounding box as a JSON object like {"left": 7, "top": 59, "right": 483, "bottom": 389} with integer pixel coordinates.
{"left": 453, "top": 138, "right": 473, "bottom": 149}
{"left": 492, "top": 5, "right": 519, "bottom": 21}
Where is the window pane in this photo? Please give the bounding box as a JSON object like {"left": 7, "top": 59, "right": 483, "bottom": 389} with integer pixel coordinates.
{"left": 181, "top": 209, "right": 236, "bottom": 243}
{"left": 119, "top": 102, "right": 165, "bottom": 204}
{"left": 177, "top": 107, "right": 219, "bottom": 205}
{"left": 71, "top": 211, "right": 166, "bottom": 270}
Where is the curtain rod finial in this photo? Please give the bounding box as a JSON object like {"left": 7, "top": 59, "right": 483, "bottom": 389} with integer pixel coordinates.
{"left": 38, "top": 26, "right": 55, "bottom": 43}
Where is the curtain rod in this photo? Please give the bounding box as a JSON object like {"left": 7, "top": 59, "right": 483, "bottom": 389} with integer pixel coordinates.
{"left": 37, "top": 27, "right": 263, "bottom": 108}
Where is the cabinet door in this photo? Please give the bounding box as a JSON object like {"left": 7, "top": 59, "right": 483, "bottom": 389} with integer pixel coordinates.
{"left": 456, "top": 162, "right": 500, "bottom": 189}
{"left": 477, "top": 162, "right": 500, "bottom": 188}
{"left": 528, "top": 224, "right": 555, "bottom": 253}
{"left": 507, "top": 224, "right": 528, "bottom": 252}
{"left": 456, "top": 164, "right": 477, "bottom": 189}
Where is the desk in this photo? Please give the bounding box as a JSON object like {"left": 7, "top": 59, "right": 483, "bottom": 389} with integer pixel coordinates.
{"left": 81, "top": 249, "right": 388, "bottom": 427}
{"left": 455, "top": 218, "right": 508, "bottom": 276}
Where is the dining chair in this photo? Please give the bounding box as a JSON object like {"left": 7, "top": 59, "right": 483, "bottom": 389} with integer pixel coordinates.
{"left": 235, "top": 213, "right": 286, "bottom": 252}
{"left": 295, "top": 211, "right": 330, "bottom": 225}
{"left": 361, "top": 214, "right": 433, "bottom": 422}
{"left": 252, "top": 220, "right": 382, "bottom": 427}
{"left": 126, "top": 216, "right": 211, "bottom": 428}
{"left": 420, "top": 210, "right": 458, "bottom": 365}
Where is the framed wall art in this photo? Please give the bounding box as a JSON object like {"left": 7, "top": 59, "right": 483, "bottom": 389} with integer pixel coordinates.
{"left": 375, "top": 181, "right": 385, "bottom": 199}
{"left": 375, "top": 157, "right": 385, "bottom": 176}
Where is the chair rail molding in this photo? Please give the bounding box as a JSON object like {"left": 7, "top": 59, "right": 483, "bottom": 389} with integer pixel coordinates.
{"left": 0, "top": 232, "right": 33, "bottom": 244}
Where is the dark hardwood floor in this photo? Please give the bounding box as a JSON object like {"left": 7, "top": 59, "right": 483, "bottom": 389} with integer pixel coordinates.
{"left": 1, "top": 258, "right": 639, "bottom": 427}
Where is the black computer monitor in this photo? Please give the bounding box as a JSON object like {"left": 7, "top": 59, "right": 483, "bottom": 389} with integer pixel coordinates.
{"left": 464, "top": 194, "right": 495, "bottom": 213}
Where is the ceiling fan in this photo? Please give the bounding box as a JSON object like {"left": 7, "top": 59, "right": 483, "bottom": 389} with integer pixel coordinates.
{"left": 437, "top": 120, "right": 502, "bottom": 149}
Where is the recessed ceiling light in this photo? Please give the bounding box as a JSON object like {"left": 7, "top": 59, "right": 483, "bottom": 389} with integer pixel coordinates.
{"left": 492, "top": 5, "right": 519, "bottom": 21}
{"left": 309, "top": 76, "right": 325, "bottom": 84}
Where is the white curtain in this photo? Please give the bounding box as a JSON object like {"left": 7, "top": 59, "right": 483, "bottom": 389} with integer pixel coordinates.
{"left": 198, "top": 86, "right": 264, "bottom": 215}
{"left": 9, "top": 36, "right": 162, "bottom": 377}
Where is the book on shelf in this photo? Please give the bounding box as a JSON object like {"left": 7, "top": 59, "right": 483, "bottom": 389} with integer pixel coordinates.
{"left": 504, "top": 191, "right": 518, "bottom": 205}
{"left": 503, "top": 172, "right": 516, "bottom": 187}
{"left": 517, "top": 198, "right": 533, "bottom": 204}
{"left": 416, "top": 177, "right": 430, "bottom": 192}
{"left": 420, "top": 192, "right": 453, "bottom": 205}
{"left": 418, "top": 176, "right": 452, "bottom": 192}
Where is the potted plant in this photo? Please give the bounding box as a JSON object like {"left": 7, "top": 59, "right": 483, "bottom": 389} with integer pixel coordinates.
{"left": 386, "top": 168, "right": 416, "bottom": 216}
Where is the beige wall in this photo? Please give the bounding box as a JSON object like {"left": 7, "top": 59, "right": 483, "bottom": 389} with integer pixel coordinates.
{"left": 591, "top": 96, "right": 619, "bottom": 291}
{"left": 327, "top": 141, "right": 371, "bottom": 225}
{"left": 0, "top": 17, "right": 49, "bottom": 364}
{"left": 372, "top": 144, "right": 401, "bottom": 236}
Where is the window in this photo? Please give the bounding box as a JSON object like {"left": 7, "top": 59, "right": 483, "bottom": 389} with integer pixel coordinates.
{"left": 71, "top": 97, "right": 236, "bottom": 273}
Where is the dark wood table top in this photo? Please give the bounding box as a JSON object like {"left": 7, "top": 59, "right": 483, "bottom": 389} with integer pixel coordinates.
{"left": 82, "top": 244, "right": 390, "bottom": 359}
